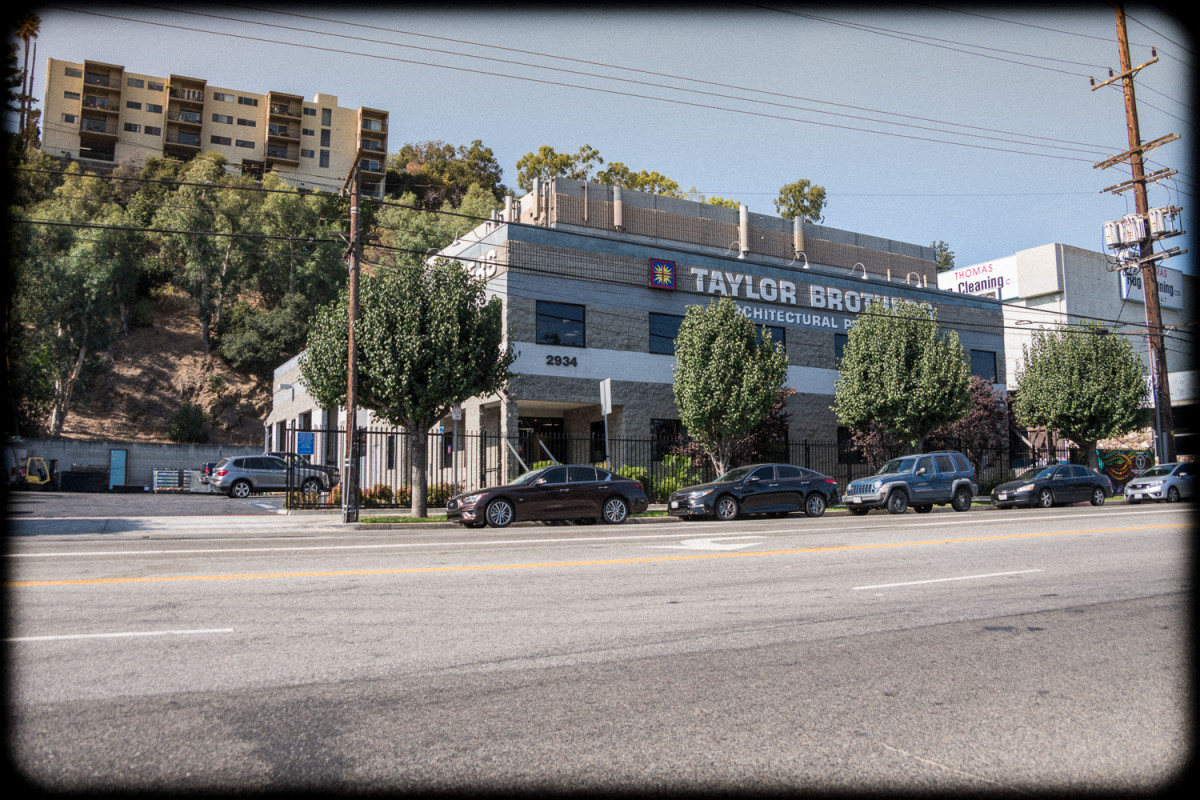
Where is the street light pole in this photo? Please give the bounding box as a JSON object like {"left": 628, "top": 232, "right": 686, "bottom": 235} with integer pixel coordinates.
{"left": 342, "top": 163, "right": 360, "bottom": 523}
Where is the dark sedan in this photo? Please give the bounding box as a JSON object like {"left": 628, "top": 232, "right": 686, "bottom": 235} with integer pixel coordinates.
{"left": 667, "top": 463, "right": 840, "bottom": 521}
{"left": 446, "top": 464, "right": 649, "bottom": 528}
{"left": 991, "top": 463, "right": 1113, "bottom": 509}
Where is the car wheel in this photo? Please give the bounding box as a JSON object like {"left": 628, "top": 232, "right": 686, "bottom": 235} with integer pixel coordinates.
{"left": 1167, "top": 486, "right": 1181, "bottom": 503}
{"left": 230, "top": 480, "right": 252, "bottom": 499}
{"left": 886, "top": 490, "right": 908, "bottom": 515}
{"left": 951, "top": 486, "right": 973, "bottom": 512}
{"left": 848, "top": 506, "right": 870, "bottom": 516}
{"left": 1090, "top": 487, "right": 1106, "bottom": 506}
{"left": 301, "top": 477, "right": 322, "bottom": 494}
{"left": 714, "top": 495, "right": 740, "bottom": 521}
{"left": 1036, "top": 487, "right": 1054, "bottom": 508}
{"left": 602, "top": 496, "right": 629, "bottom": 524}
{"left": 804, "top": 493, "right": 827, "bottom": 518}
{"left": 913, "top": 504, "right": 933, "bottom": 514}
{"left": 485, "top": 498, "right": 515, "bottom": 528}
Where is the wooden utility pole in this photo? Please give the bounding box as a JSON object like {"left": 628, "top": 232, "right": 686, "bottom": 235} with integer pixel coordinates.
{"left": 1097, "top": 4, "right": 1176, "bottom": 462}
{"left": 342, "top": 164, "right": 361, "bottom": 523}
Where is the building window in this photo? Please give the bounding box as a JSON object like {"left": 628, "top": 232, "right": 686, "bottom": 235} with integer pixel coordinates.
{"left": 126, "top": 77, "right": 144, "bottom": 88}
{"left": 303, "top": 107, "right": 316, "bottom": 117}
{"left": 235, "top": 139, "right": 255, "bottom": 149}
{"left": 123, "top": 122, "right": 140, "bottom": 133}
{"left": 319, "top": 150, "right": 330, "bottom": 168}
{"left": 145, "top": 126, "right": 161, "bottom": 136}
{"left": 236, "top": 118, "right": 256, "bottom": 127}
{"left": 64, "top": 91, "right": 80, "bottom": 101}
{"left": 125, "top": 100, "right": 142, "bottom": 110}
{"left": 301, "top": 148, "right": 315, "bottom": 159}
{"left": 321, "top": 108, "right": 332, "bottom": 126}
{"left": 834, "top": 333, "right": 848, "bottom": 364}
{"left": 210, "top": 135, "right": 231, "bottom": 146}
{"left": 65, "top": 66, "right": 82, "bottom": 78}
{"left": 212, "top": 113, "right": 233, "bottom": 124}
{"left": 238, "top": 96, "right": 259, "bottom": 106}
{"left": 537, "top": 301, "right": 585, "bottom": 348}
{"left": 970, "top": 349, "right": 997, "bottom": 381}
{"left": 148, "top": 81, "right": 164, "bottom": 92}
{"left": 649, "top": 313, "right": 683, "bottom": 355}
{"left": 755, "top": 325, "right": 785, "bottom": 348}
{"left": 320, "top": 129, "right": 331, "bottom": 147}
{"left": 212, "top": 91, "right": 234, "bottom": 102}
{"left": 62, "top": 113, "right": 77, "bottom": 124}
{"left": 146, "top": 103, "right": 162, "bottom": 113}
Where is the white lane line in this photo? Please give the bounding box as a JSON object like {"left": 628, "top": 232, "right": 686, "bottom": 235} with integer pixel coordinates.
{"left": 7, "top": 628, "right": 235, "bottom": 642}
{"left": 853, "top": 569, "right": 1042, "bottom": 591}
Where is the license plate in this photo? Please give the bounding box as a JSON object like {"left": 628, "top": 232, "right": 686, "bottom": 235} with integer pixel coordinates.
{"left": 851, "top": 497, "right": 861, "bottom": 504}
{"left": 670, "top": 500, "right": 681, "bottom": 509}
{"left": 997, "top": 492, "right": 1008, "bottom": 500}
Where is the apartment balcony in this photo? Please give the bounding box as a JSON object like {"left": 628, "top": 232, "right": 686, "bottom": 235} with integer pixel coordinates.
{"left": 83, "top": 96, "right": 120, "bottom": 114}
{"left": 79, "top": 118, "right": 118, "bottom": 137}
{"left": 266, "top": 145, "right": 299, "bottom": 167}
{"left": 267, "top": 123, "right": 299, "bottom": 142}
{"left": 167, "top": 109, "right": 203, "bottom": 127}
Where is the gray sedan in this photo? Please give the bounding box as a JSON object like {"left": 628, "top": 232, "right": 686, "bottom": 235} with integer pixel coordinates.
{"left": 1124, "top": 462, "right": 1194, "bottom": 504}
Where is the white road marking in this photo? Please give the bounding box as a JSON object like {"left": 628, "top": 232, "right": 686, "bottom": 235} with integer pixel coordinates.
{"left": 7, "top": 628, "right": 235, "bottom": 642}
{"left": 648, "top": 536, "right": 767, "bottom": 551}
{"left": 853, "top": 569, "right": 1042, "bottom": 590}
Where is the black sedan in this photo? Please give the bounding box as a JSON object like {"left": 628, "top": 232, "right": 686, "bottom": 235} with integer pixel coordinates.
{"left": 667, "top": 463, "right": 840, "bottom": 521}
{"left": 446, "top": 464, "right": 649, "bottom": 528}
{"left": 991, "top": 463, "right": 1114, "bottom": 509}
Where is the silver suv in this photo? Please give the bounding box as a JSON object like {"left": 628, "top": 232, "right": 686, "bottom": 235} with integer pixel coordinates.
{"left": 842, "top": 450, "right": 976, "bottom": 515}
{"left": 212, "top": 455, "right": 333, "bottom": 499}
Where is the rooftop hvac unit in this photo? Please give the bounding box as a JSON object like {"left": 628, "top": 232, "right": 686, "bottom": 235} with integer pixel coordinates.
{"left": 1122, "top": 213, "right": 1147, "bottom": 243}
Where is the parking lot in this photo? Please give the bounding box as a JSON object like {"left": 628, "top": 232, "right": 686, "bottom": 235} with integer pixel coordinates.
{"left": 5, "top": 488, "right": 289, "bottom": 519}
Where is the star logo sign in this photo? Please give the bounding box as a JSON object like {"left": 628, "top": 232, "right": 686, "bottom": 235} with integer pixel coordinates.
{"left": 650, "top": 258, "right": 676, "bottom": 289}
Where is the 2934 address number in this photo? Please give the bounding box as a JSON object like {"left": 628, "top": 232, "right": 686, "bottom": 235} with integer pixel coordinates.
{"left": 545, "top": 354, "right": 578, "bottom": 367}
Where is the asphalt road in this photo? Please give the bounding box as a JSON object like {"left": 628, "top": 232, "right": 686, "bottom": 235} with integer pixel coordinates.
{"left": 5, "top": 500, "right": 1193, "bottom": 793}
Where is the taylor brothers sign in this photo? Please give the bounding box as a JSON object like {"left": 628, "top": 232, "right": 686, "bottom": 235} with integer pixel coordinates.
{"left": 687, "top": 266, "right": 903, "bottom": 330}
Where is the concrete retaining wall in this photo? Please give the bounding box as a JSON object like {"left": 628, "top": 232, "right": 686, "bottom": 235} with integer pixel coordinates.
{"left": 5, "top": 438, "right": 262, "bottom": 489}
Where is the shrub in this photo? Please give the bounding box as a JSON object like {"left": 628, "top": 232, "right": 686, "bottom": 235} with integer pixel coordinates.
{"left": 167, "top": 401, "right": 208, "bottom": 443}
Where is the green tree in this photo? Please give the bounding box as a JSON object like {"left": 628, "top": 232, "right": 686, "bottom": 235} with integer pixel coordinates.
{"left": 672, "top": 297, "right": 789, "bottom": 475}
{"left": 834, "top": 299, "right": 971, "bottom": 454}
{"left": 594, "top": 162, "right": 682, "bottom": 196}
{"left": 299, "top": 260, "right": 514, "bottom": 516}
{"left": 932, "top": 240, "right": 955, "bottom": 272}
{"left": 388, "top": 139, "right": 504, "bottom": 207}
{"left": 774, "top": 179, "right": 827, "bottom": 222}
{"left": 514, "top": 143, "right": 604, "bottom": 192}
{"left": 1012, "top": 322, "right": 1148, "bottom": 468}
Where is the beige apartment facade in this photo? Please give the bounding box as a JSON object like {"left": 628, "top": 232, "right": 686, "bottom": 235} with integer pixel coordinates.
{"left": 41, "top": 57, "right": 388, "bottom": 196}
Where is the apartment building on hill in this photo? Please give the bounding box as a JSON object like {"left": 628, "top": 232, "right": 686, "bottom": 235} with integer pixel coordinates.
{"left": 41, "top": 57, "right": 388, "bottom": 196}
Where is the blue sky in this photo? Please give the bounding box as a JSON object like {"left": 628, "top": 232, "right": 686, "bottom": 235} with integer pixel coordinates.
{"left": 16, "top": 3, "right": 1194, "bottom": 273}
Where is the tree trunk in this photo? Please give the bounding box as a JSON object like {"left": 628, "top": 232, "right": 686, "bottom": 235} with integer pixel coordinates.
{"left": 408, "top": 419, "right": 433, "bottom": 517}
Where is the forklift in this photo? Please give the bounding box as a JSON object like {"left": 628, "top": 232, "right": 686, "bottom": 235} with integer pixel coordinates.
{"left": 15, "top": 457, "right": 58, "bottom": 490}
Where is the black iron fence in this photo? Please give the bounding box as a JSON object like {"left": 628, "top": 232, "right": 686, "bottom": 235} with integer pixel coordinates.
{"left": 279, "top": 424, "right": 1107, "bottom": 510}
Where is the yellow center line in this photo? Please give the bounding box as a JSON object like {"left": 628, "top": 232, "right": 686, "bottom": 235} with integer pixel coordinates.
{"left": 8, "top": 522, "right": 1188, "bottom": 587}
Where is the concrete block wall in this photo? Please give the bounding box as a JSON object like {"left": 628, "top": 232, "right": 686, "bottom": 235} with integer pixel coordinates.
{"left": 5, "top": 438, "right": 262, "bottom": 488}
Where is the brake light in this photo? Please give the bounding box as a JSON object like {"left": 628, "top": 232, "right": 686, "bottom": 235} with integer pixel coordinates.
{"left": 216, "top": 469, "right": 227, "bottom": 478}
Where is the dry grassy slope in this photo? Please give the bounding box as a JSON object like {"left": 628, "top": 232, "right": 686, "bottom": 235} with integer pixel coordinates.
{"left": 60, "top": 291, "right": 271, "bottom": 445}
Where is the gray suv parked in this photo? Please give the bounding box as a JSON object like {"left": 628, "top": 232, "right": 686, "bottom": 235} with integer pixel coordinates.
{"left": 212, "top": 455, "right": 334, "bottom": 499}
{"left": 842, "top": 450, "right": 976, "bottom": 515}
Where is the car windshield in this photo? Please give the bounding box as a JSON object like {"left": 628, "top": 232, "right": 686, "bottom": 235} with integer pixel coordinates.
{"left": 714, "top": 466, "right": 756, "bottom": 483}
{"left": 509, "top": 468, "right": 550, "bottom": 486}
{"left": 877, "top": 458, "right": 916, "bottom": 475}
{"left": 1018, "top": 466, "right": 1057, "bottom": 480}
{"left": 1137, "top": 466, "right": 1171, "bottom": 478}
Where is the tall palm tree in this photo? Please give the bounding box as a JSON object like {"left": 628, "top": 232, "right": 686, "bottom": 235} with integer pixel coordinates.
{"left": 17, "top": 13, "right": 40, "bottom": 146}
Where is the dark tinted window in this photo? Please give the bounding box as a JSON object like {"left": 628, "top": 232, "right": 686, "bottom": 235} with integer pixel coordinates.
{"left": 934, "top": 455, "right": 955, "bottom": 474}
{"left": 970, "top": 349, "right": 997, "bottom": 381}
{"left": 649, "top": 313, "right": 683, "bottom": 355}
{"left": 568, "top": 466, "right": 598, "bottom": 482}
{"left": 1177, "top": 464, "right": 1193, "bottom": 477}
{"left": 750, "top": 466, "right": 775, "bottom": 481}
{"left": 540, "top": 467, "right": 568, "bottom": 484}
{"left": 915, "top": 457, "right": 934, "bottom": 474}
{"left": 537, "top": 301, "right": 585, "bottom": 347}
{"left": 776, "top": 465, "right": 803, "bottom": 479}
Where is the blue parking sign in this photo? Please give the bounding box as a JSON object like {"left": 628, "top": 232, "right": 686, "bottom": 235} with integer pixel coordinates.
{"left": 297, "top": 431, "right": 315, "bottom": 456}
